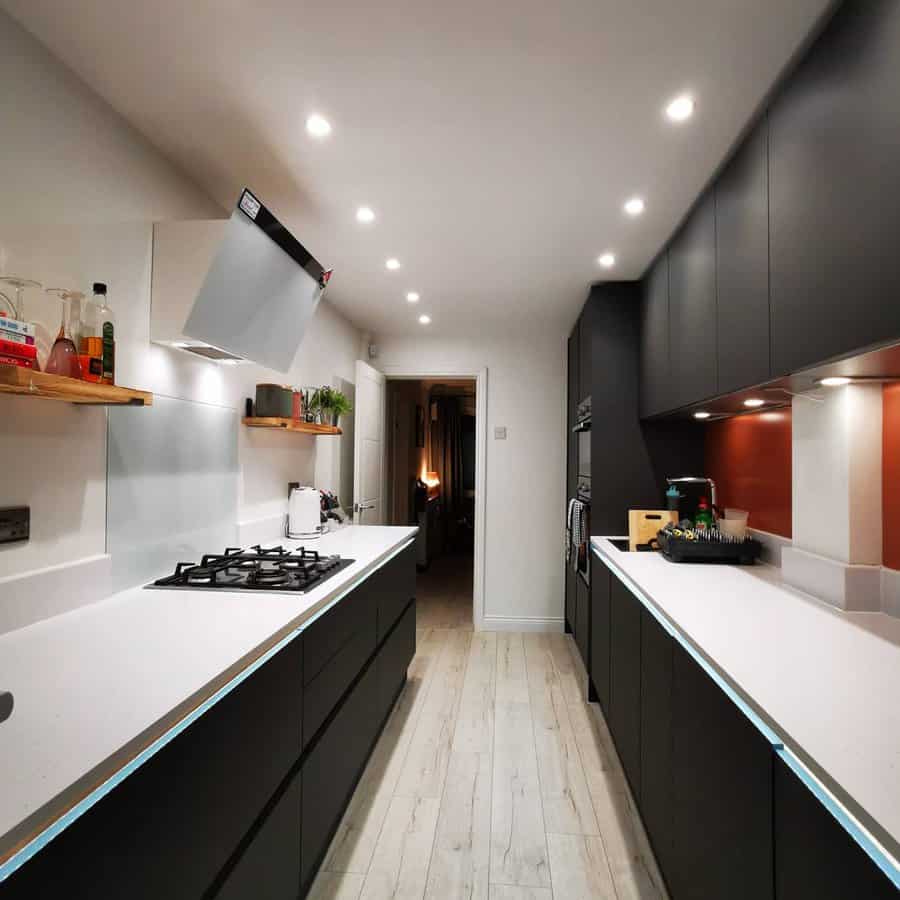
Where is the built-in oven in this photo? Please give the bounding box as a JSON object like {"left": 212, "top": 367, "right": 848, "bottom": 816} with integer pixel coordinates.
{"left": 574, "top": 396, "right": 591, "bottom": 480}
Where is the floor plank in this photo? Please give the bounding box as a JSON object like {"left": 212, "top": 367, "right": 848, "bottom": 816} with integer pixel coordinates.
{"left": 424, "top": 751, "right": 492, "bottom": 900}
{"left": 489, "top": 886, "right": 553, "bottom": 900}
{"left": 546, "top": 832, "right": 617, "bottom": 900}
{"left": 523, "top": 635, "right": 600, "bottom": 837}
{"left": 307, "top": 871, "right": 366, "bottom": 900}
{"left": 358, "top": 795, "right": 441, "bottom": 900}
{"left": 452, "top": 631, "right": 497, "bottom": 754}
{"left": 491, "top": 649, "right": 551, "bottom": 889}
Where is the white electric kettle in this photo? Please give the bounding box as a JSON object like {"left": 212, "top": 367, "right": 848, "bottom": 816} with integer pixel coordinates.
{"left": 286, "top": 486, "right": 322, "bottom": 539}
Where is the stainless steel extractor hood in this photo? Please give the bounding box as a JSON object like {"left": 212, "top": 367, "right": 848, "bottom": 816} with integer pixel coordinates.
{"left": 150, "top": 189, "right": 331, "bottom": 373}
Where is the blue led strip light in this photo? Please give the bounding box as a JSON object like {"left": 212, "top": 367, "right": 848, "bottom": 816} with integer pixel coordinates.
{"left": 777, "top": 748, "right": 900, "bottom": 889}
{"left": 0, "top": 536, "right": 416, "bottom": 884}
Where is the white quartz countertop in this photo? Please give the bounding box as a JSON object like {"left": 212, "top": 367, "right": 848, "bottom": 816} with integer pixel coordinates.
{"left": 591, "top": 536, "right": 900, "bottom": 872}
{"left": 0, "top": 525, "right": 417, "bottom": 874}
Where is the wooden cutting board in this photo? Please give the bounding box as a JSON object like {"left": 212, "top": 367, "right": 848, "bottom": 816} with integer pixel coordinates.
{"left": 628, "top": 509, "right": 678, "bottom": 551}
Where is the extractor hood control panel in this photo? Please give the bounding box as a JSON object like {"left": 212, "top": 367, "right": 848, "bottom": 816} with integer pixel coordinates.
{"left": 0, "top": 507, "right": 29, "bottom": 544}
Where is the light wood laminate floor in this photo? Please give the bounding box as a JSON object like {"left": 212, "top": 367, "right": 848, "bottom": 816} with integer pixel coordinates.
{"left": 309, "top": 561, "right": 667, "bottom": 900}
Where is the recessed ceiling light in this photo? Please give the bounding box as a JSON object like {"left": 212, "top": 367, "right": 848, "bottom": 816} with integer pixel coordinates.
{"left": 744, "top": 398, "right": 765, "bottom": 408}
{"left": 418, "top": 314, "right": 431, "bottom": 325}
{"left": 356, "top": 206, "right": 375, "bottom": 224}
{"left": 598, "top": 252, "right": 616, "bottom": 268}
{"left": 665, "top": 94, "right": 695, "bottom": 122}
{"left": 305, "top": 114, "right": 332, "bottom": 138}
{"left": 819, "top": 376, "right": 851, "bottom": 387}
{"left": 624, "top": 196, "right": 645, "bottom": 216}
{"left": 693, "top": 411, "right": 711, "bottom": 419}
{"left": 385, "top": 258, "right": 401, "bottom": 271}
{"left": 406, "top": 292, "right": 420, "bottom": 303}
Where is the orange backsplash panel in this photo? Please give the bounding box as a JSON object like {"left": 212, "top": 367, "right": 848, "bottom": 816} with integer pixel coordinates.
{"left": 704, "top": 409, "right": 792, "bottom": 538}
{"left": 883, "top": 385, "right": 900, "bottom": 569}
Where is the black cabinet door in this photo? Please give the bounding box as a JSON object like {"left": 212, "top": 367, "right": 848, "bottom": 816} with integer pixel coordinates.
{"left": 574, "top": 573, "right": 590, "bottom": 667}
{"left": 3, "top": 640, "right": 303, "bottom": 900}
{"left": 668, "top": 191, "right": 717, "bottom": 409}
{"left": 565, "top": 327, "right": 578, "bottom": 633}
{"left": 608, "top": 574, "right": 641, "bottom": 799}
{"left": 213, "top": 773, "right": 302, "bottom": 900}
{"left": 377, "top": 600, "right": 416, "bottom": 724}
{"left": 300, "top": 660, "right": 379, "bottom": 893}
{"left": 769, "top": 1, "right": 900, "bottom": 374}
{"left": 570, "top": 319, "right": 581, "bottom": 408}
{"left": 671, "top": 642, "right": 773, "bottom": 900}
{"left": 578, "top": 305, "right": 591, "bottom": 402}
{"left": 589, "top": 560, "right": 611, "bottom": 715}
{"left": 716, "top": 117, "right": 771, "bottom": 393}
{"left": 639, "top": 607, "right": 674, "bottom": 884}
{"left": 374, "top": 542, "right": 417, "bottom": 643}
{"left": 639, "top": 254, "right": 670, "bottom": 417}
{"left": 773, "top": 755, "right": 896, "bottom": 900}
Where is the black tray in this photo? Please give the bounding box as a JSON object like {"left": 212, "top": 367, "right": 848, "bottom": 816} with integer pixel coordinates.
{"left": 657, "top": 530, "right": 761, "bottom": 565}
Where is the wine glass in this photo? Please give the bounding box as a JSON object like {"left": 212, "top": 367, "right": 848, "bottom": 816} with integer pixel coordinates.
{"left": 44, "top": 288, "right": 84, "bottom": 379}
{"left": 0, "top": 276, "right": 42, "bottom": 321}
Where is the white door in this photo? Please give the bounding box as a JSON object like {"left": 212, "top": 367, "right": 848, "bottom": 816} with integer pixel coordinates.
{"left": 353, "top": 359, "right": 387, "bottom": 525}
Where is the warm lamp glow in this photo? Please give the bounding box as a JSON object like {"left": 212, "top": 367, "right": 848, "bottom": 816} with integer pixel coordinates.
{"left": 424, "top": 471, "right": 440, "bottom": 487}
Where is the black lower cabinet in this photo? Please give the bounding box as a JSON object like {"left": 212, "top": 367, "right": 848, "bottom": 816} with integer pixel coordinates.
{"left": 565, "top": 566, "right": 575, "bottom": 635}
{"left": 639, "top": 607, "right": 674, "bottom": 884}
{"left": 1, "top": 639, "right": 303, "bottom": 900}
{"left": 589, "top": 561, "right": 611, "bottom": 715}
{"left": 377, "top": 601, "right": 416, "bottom": 722}
{"left": 773, "top": 756, "right": 896, "bottom": 900}
{"left": 300, "top": 661, "right": 380, "bottom": 893}
{"left": 574, "top": 574, "right": 590, "bottom": 667}
{"left": 609, "top": 574, "right": 641, "bottom": 799}
{"left": 671, "top": 643, "right": 773, "bottom": 900}
{"left": 213, "top": 774, "right": 302, "bottom": 900}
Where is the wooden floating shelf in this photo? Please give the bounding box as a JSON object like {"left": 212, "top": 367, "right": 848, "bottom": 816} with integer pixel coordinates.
{"left": 0, "top": 365, "right": 153, "bottom": 406}
{"left": 242, "top": 416, "right": 342, "bottom": 436}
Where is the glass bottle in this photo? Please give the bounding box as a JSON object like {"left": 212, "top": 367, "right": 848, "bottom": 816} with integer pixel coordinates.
{"left": 92, "top": 282, "right": 115, "bottom": 384}
{"left": 44, "top": 288, "right": 84, "bottom": 379}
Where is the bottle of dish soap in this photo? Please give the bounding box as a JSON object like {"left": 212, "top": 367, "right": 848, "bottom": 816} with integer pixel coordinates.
{"left": 695, "top": 495, "right": 714, "bottom": 531}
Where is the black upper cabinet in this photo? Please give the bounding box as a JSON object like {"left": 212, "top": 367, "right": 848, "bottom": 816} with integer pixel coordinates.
{"left": 716, "top": 118, "right": 771, "bottom": 393}
{"left": 609, "top": 574, "right": 642, "bottom": 799}
{"left": 668, "top": 191, "right": 717, "bottom": 409}
{"left": 590, "top": 560, "right": 611, "bottom": 715}
{"left": 773, "top": 755, "right": 896, "bottom": 900}
{"left": 639, "top": 607, "right": 674, "bottom": 885}
{"left": 639, "top": 254, "right": 670, "bottom": 417}
{"left": 570, "top": 319, "right": 581, "bottom": 407}
{"left": 770, "top": 0, "right": 900, "bottom": 374}
{"left": 671, "top": 642, "right": 773, "bottom": 900}
{"left": 578, "top": 306, "right": 592, "bottom": 402}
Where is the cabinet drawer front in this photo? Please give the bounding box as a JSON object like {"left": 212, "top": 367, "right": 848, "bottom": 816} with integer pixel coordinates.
{"left": 300, "top": 662, "right": 379, "bottom": 891}
{"left": 377, "top": 600, "right": 415, "bottom": 722}
{"left": 213, "top": 773, "right": 301, "bottom": 900}
{"left": 609, "top": 576, "right": 642, "bottom": 799}
{"left": 304, "top": 581, "right": 375, "bottom": 686}
{"left": 303, "top": 620, "right": 376, "bottom": 749}
{"left": 589, "top": 562, "right": 611, "bottom": 715}
{"left": 376, "top": 543, "right": 416, "bottom": 643}
{"left": 3, "top": 640, "right": 303, "bottom": 900}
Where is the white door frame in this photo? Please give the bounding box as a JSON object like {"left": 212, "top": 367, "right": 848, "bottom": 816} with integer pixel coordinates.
{"left": 380, "top": 366, "right": 488, "bottom": 632}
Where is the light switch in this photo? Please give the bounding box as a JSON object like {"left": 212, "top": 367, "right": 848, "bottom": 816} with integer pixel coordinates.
{"left": 494, "top": 426, "right": 507, "bottom": 440}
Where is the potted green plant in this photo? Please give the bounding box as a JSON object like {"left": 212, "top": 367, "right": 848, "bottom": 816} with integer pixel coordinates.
{"left": 309, "top": 386, "right": 353, "bottom": 426}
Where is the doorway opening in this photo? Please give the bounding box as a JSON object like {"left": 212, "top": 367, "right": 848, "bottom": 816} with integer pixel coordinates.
{"left": 385, "top": 377, "right": 479, "bottom": 630}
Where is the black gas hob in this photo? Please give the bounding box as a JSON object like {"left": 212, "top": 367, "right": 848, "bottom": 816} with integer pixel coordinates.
{"left": 146, "top": 545, "right": 355, "bottom": 594}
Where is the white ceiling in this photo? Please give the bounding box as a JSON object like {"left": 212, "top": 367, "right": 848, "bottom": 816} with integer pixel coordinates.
{"left": 3, "top": 0, "right": 833, "bottom": 338}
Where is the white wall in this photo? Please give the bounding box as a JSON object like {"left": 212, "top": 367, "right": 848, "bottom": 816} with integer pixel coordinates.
{"left": 374, "top": 331, "right": 567, "bottom": 627}
{"left": 0, "top": 10, "right": 361, "bottom": 583}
